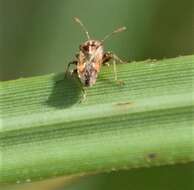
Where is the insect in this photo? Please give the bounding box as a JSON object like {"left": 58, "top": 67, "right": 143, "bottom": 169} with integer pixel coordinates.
{"left": 66, "top": 17, "right": 127, "bottom": 88}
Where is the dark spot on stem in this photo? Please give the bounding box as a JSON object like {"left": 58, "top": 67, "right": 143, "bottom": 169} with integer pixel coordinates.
{"left": 114, "top": 101, "right": 134, "bottom": 111}
{"left": 147, "top": 153, "right": 157, "bottom": 160}
{"left": 115, "top": 102, "right": 133, "bottom": 107}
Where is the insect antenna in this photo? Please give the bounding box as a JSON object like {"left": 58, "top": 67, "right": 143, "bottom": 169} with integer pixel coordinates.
{"left": 101, "top": 26, "right": 126, "bottom": 43}
{"left": 74, "top": 17, "right": 90, "bottom": 40}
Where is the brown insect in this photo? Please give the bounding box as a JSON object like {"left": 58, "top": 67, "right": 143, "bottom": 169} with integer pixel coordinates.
{"left": 66, "top": 17, "right": 126, "bottom": 88}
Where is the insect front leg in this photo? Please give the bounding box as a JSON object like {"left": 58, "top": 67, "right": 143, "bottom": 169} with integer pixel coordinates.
{"left": 102, "top": 52, "right": 126, "bottom": 81}
{"left": 65, "top": 60, "right": 77, "bottom": 77}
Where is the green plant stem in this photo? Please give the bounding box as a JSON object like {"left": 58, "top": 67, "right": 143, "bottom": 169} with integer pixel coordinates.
{"left": 0, "top": 55, "right": 194, "bottom": 184}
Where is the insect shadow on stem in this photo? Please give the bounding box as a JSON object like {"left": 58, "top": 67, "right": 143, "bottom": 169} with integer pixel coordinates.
{"left": 46, "top": 72, "right": 82, "bottom": 108}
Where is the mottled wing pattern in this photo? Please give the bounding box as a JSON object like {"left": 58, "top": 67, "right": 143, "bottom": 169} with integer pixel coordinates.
{"left": 76, "top": 40, "right": 104, "bottom": 86}
{"left": 77, "top": 51, "right": 86, "bottom": 73}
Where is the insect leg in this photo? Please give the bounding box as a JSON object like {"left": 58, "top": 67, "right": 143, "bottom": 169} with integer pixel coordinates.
{"left": 75, "top": 79, "right": 87, "bottom": 103}
{"left": 65, "top": 60, "right": 77, "bottom": 76}
{"left": 113, "top": 58, "right": 117, "bottom": 81}
{"left": 81, "top": 86, "right": 87, "bottom": 102}
{"left": 103, "top": 52, "right": 127, "bottom": 82}
{"left": 103, "top": 52, "right": 127, "bottom": 64}
{"left": 102, "top": 52, "right": 112, "bottom": 65}
{"left": 111, "top": 53, "right": 128, "bottom": 81}
{"left": 102, "top": 52, "right": 117, "bottom": 80}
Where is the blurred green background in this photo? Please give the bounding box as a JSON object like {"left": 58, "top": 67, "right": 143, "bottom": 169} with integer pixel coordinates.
{"left": 0, "top": 0, "right": 193, "bottom": 189}
{"left": 0, "top": 0, "right": 193, "bottom": 81}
